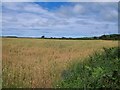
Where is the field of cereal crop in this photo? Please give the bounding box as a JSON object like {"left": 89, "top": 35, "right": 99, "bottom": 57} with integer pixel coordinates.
{"left": 2, "top": 38, "right": 118, "bottom": 88}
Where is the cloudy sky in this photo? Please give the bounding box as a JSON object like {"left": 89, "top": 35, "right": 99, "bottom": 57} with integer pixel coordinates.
{"left": 2, "top": 2, "right": 118, "bottom": 37}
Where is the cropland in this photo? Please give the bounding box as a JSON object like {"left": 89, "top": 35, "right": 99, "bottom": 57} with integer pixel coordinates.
{"left": 2, "top": 38, "right": 118, "bottom": 88}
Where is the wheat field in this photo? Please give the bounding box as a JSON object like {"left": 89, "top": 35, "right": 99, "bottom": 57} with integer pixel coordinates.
{"left": 2, "top": 38, "right": 118, "bottom": 88}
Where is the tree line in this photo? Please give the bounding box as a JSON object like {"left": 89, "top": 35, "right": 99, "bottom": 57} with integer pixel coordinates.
{"left": 2, "top": 34, "right": 120, "bottom": 40}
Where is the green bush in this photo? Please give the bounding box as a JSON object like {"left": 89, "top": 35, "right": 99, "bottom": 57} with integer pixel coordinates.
{"left": 56, "top": 47, "right": 120, "bottom": 89}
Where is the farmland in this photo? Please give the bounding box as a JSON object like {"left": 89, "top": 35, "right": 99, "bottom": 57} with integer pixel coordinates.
{"left": 2, "top": 38, "right": 118, "bottom": 88}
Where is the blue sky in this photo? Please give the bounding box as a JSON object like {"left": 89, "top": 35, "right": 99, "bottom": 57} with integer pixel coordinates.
{"left": 2, "top": 2, "right": 118, "bottom": 37}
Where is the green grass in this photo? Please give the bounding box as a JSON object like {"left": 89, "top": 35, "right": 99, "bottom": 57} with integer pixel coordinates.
{"left": 56, "top": 47, "right": 120, "bottom": 88}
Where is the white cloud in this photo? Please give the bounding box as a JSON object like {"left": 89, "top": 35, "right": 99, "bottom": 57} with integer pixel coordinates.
{"left": 2, "top": 2, "right": 49, "bottom": 14}
{"left": 73, "top": 4, "right": 85, "bottom": 14}
{"left": 2, "top": 2, "right": 61, "bottom": 28}
{"left": 101, "top": 9, "right": 118, "bottom": 21}
{"left": 55, "top": 4, "right": 85, "bottom": 18}
{"left": 2, "top": 2, "right": 118, "bottom": 37}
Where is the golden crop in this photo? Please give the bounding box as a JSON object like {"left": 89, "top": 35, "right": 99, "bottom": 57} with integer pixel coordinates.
{"left": 2, "top": 38, "right": 118, "bottom": 88}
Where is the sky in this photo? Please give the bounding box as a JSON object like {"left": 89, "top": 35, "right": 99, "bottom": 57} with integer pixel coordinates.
{"left": 2, "top": 2, "right": 118, "bottom": 38}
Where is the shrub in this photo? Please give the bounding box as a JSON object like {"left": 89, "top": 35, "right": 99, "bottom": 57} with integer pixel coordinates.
{"left": 56, "top": 47, "right": 120, "bottom": 89}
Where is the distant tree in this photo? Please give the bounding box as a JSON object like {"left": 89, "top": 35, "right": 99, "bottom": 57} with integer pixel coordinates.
{"left": 99, "top": 35, "right": 106, "bottom": 40}
{"left": 41, "top": 35, "right": 45, "bottom": 38}
{"left": 99, "top": 34, "right": 120, "bottom": 40}
{"left": 93, "top": 36, "right": 98, "bottom": 39}
{"left": 69, "top": 37, "right": 72, "bottom": 39}
{"left": 5, "top": 36, "right": 18, "bottom": 38}
{"left": 62, "top": 37, "right": 66, "bottom": 39}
